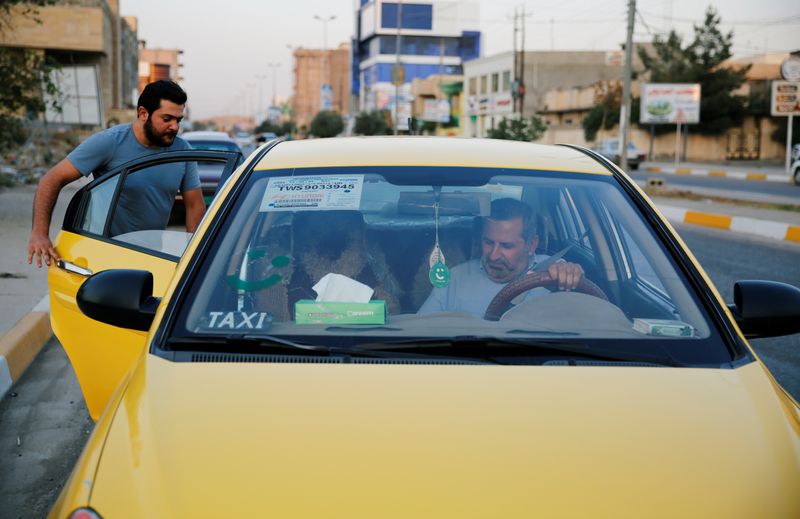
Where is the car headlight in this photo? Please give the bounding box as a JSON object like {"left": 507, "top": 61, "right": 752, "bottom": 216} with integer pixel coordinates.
{"left": 68, "top": 508, "right": 103, "bottom": 519}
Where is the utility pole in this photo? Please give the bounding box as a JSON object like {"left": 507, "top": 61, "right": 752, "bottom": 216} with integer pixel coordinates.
{"left": 267, "top": 63, "right": 280, "bottom": 107}
{"left": 512, "top": 6, "right": 518, "bottom": 115}
{"left": 619, "top": 0, "right": 636, "bottom": 171}
{"left": 519, "top": 4, "right": 526, "bottom": 118}
{"left": 394, "top": 0, "right": 403, "bottom": 135}
{"left": 256, "top": 74, "right": 267, "bottom": 125}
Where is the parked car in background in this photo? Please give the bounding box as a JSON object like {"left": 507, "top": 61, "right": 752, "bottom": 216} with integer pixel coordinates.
{"left": 48, "top": 138, "right": 800, "bottom": 517}
{"left": 256, "top": 131, "right": 278, "bottom": 144}
{"left": 181, "top": 131, "right": 244, "bottom": 204}
{"left": 595, "top": 139, "right": 646, "bottom": 170}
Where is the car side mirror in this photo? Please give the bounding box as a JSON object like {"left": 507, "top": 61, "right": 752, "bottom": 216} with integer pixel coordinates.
{"left": 77, "top": 269, "right": 161, "bottom": 331}
{"left": 727, "top": 280, "right": 800, "bottom": 339}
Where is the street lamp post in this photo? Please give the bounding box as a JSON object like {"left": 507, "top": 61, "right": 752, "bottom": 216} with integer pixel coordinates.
{"left": 313, "top": 14, "right": 336, "bottom": 112}
{"left": 256, "top": 74, "right": 267, "bottom": 125}
{"left": 266, "top": 62, "right": 280, "bottom": 111}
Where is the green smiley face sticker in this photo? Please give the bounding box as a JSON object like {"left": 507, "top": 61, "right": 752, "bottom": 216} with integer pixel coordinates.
{"left": 429, "top": 261, "right": 451, "bottom": 288}
{"left": 226, "top": 255, "right": 291, "bottom": 291}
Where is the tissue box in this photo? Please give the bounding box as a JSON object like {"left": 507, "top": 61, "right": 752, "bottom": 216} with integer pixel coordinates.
{"left": 295, "top": 300, "right": 386, "bottom": 325}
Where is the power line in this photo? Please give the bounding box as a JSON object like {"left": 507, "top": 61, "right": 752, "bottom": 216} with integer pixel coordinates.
{"left": 638, "top": 9, "right": 800, "bottom": 26}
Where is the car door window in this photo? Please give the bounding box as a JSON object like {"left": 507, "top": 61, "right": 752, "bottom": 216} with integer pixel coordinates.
{"left": 79, "top": 173, "right": 120, "bottom": 235}
{"left": 68, "top": 152, "right": 238, "bottom": 259}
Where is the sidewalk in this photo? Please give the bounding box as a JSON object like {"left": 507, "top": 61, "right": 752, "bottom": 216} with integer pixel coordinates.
{"left": 641, "top": 161, "right": 793, "bottom": 183}
{"left": 0, "top": 182, "right": 77, "bottom": 398}
{"left": 650, "top": 196, "right": 800, "bottom": 243}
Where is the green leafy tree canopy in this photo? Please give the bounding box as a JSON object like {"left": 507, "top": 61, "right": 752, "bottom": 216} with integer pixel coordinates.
{"left": 637, "top": 6, "right": 749, "bottom": 135}
{"left": 487, "top": 115, "right": 546, "bottom": 142}
{"left": 354, "top": 111, "right": 391, "bottom": 136}
{"left": 255, "top": 119, "right": 295, "bottom": 136}
{"left": 309, "top": 110, "right": 344, "bottom": 138}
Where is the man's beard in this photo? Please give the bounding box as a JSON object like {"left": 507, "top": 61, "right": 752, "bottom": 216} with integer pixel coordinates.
{"left": 482, "top": 256, "right": 517, "bottom": 282}
{"left": 144, "top": 117, "right": 177, "bottom": 147}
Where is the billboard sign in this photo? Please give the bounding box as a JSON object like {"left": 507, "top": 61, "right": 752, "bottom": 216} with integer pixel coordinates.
{"left": 320, "top": 84, "right": 333, "bottom": 111}
{"left": 640, "top": 83, "right": 701, "bottom": 124}
{"left": 770, "top": 81, "right": 800, "bottom": 116}
{"left": 421, "top": 99, "right": 450, "bottom": 123}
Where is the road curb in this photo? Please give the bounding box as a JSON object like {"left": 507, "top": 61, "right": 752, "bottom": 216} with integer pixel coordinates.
{"left": 645, "top": 166, "right": 790, "bottom": 183}
{"left": 658, "top": 204, "right": 800, "bottom": 243}
{"left": 0, "top": 296, "right": 51, "bottom": 400}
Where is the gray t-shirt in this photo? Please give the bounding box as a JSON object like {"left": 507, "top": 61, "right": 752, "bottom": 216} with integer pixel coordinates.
{"left": 67, "top": 123, "right": 200, "bottom": 235}
{"left": 418, "top": 257, "right": 551, "bottom": 318}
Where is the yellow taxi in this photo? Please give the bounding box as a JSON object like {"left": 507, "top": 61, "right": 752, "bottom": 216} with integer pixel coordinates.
{"left": 48, "top": 138, "right": 800, "bottom": 518}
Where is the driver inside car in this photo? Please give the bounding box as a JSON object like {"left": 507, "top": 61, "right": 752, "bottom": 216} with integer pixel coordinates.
{"left": 418, "top": 197, "right": 584, "bottom": 318}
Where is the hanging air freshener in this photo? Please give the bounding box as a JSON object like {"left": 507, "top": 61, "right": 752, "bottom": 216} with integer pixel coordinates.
{"left": 428, "top": 200, "right": 450, "bottom": 288}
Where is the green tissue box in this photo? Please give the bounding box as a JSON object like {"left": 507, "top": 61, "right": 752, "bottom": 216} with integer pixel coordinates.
{"left": 295, "top": 300, "right": 386, "bottom": 325}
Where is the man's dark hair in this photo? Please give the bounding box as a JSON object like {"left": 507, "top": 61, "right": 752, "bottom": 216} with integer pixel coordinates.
{"left": 137, "top": 80, "right": 187, "bottom": 115}
{"left": 488, "top": 198, "right": 536, "bottom": 241}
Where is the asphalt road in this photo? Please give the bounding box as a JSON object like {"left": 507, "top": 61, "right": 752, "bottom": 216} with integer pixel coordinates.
{"left": 1, "top": 222, "right": 799, "bottom": 518}
{"left": 676, "top": 223, "right": 800, "bottom": 399}
{"left": 629, "top": 170, "right": 800, "bottom": 201}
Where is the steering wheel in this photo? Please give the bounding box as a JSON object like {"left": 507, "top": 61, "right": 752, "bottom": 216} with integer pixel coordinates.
{"left": 484, "top": 271, "right": 609, "bottom": 321}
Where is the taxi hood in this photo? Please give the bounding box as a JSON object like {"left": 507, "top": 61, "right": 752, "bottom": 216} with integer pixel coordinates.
{"left": 88, "top": 356, "right": 800, "bottom": 517}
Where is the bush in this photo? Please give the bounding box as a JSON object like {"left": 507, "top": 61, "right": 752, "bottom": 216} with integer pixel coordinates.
{"left": 487, "top": 116, "right": 546, "bottom": 142}
{"left": 354, "top": 111, "right": 391, "bottom": 136}
{"left": 309, "top": 111, "right": 344, "bottom": 138}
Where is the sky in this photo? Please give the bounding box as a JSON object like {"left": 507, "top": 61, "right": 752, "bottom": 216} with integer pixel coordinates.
{"left": 123, "top": 0, "right": 800, "bottom": 120}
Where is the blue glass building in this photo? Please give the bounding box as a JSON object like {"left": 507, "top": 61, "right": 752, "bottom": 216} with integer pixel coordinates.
{"left": 352, "top": 0, "right": 481, "bottom": 113}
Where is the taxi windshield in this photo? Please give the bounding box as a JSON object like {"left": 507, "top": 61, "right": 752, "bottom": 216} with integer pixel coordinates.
{"left": 169, "top": 166, "right": 732, "bottom": 365}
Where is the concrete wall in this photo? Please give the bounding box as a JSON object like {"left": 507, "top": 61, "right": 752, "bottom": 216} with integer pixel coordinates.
{"left": 0, "top": 0, "right": 136, "bottom": 125}
{"left": 0, "top": 5, "right": 105, "bottom": 52}
{"left": 538, "top": 116, "right": 786, "bottom": 162}
{"left": 521, "top": 51, "right": 626, "bottom": 115}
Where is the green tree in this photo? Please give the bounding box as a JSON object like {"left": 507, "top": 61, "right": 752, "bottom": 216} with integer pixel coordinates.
{"left": 255, "top": 119, "right": 296, "bottom": 137}
{"left": 0, "top": 0, "right": 60, "bottom": 154}
{"left": 354, "top": 110, "right": 391, "bottom": 136}
{"left": 254, "top": 119, "right": 282, "bottom": 135}
{"left": 487, "top": 115, "right": 546, "bottom": 142}
{"left": 309, "top": 110, "right": 344, "bottom": 138}
{"left": 636, "top": 6, "right": 749, "bottom": 135}
{"left": 583, "top": 81, "right": 621, "bottom": 142}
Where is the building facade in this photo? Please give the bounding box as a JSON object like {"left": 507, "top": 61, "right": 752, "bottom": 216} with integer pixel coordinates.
{"left": 352, "top": 0, "right": 480, "bottom": 127}
{"left": 463, "top": 50, "right": 627, "bottom": 138}
{"left": 292, "top": 43, "right": 351, "bottom": 130}
{"left": 0, "top": 0, "right": 138, "bottom": 127}
{"left": 138, "top": 44, "right": 183, "bottom": 93}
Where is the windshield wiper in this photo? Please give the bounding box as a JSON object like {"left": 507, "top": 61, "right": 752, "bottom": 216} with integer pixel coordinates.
{"left": 358, "top": 336, "right": 684, "bottom": 367}
{"left": 167, "top": 335, "right": 499, "bottom": 364}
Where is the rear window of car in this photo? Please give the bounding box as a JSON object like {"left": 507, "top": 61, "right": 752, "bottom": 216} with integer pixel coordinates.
{"left": 167, "top": 166, "right": 734, "bottom": 366}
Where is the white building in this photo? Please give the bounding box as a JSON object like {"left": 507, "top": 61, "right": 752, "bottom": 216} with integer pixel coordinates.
{"left": 462, "top": 52, "right": 514, "bottom": 138}
{"left": 352, "top": 0, "right": 481, "bottom": 127}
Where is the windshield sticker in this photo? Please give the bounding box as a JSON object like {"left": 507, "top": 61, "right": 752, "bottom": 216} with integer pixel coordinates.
{"left": 225, "top": 255, "right": 291, "bottom": 291}
{"left": 260, "top": 175, "right": 364, "bottom": 212}
{"left": 204, "top": 311, "right": 273, "bottom": 330}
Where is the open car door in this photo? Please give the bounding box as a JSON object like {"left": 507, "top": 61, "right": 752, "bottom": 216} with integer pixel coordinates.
{"left": 49, "top": 150, "right": 239, "bottom": 420}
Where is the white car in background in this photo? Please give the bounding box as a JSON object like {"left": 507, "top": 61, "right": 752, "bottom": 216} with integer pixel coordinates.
{"left": 594, "top": 139, "right": 646, "bottom": 170}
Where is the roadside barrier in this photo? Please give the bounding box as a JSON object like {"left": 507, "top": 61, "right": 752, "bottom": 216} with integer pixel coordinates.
{"left": 658, "top": 205, "right": 800, "bottom": 243}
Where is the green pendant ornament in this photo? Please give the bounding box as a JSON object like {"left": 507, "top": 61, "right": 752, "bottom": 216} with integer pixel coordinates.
{"left": 429, "top": 261, "right": 451, "bottom": 288}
